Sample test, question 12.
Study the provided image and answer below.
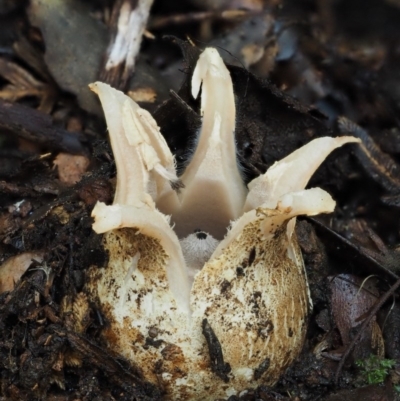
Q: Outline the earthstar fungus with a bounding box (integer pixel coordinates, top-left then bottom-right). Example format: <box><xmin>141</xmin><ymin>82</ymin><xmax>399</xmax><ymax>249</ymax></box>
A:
<box><xmin>87</xmin><ymin>48</ymin><xmax>359</xmax><ymax>400</ymax></box>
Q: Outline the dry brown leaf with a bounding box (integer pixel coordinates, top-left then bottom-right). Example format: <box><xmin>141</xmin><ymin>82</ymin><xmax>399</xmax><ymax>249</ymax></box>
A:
<box><xmin>0</xmin><ymin>58</ymin><xmax>55</xmax><ymax>113</ymax></box>
<box><xmin>0</xmin><ymin>252</ymin><xmax>44</xmax><ymax>293</ymax></box>
<box><xmin>329</xmin><ymin>274</ymin><xmax>384</xmax><ymax>359</ymax></box>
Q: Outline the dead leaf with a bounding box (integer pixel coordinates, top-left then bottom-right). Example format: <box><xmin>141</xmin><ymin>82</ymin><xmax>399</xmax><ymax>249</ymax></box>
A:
<box><xmin>0</xmin><ymin>252</ymin><xmax>44</xmax><ymax>293</ymax></box>
<box><xmin>0</xmin><ymin>58</ymin><xmax>55</xmax><ymax>113</ymax></box>
<box><xmin>329</xmin><ymin>274</ymin><xmax>384</xmax><ymax>360</ymax></box>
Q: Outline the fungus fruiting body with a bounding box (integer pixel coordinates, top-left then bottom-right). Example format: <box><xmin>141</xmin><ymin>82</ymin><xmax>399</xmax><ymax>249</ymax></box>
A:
<box><xmin>87</xmin><ymin>48</ymin><xmax>359</xmax><ymax>400</ymax></box>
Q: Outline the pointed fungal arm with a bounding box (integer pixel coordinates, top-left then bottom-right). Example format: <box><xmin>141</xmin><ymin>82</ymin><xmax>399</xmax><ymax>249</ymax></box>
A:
<box><xmin>213</xmin><ymin>187</ymin><xmax>336</xmax><ymax>260</ymax></box>
<box><xmin>92</xmin><ymin>202</ymin><xmax>192</xmax><ymax>314</ymax></box>
<box><xmin>172</xmin><ymin>48</ymin><xmax>247</xmax><ymax>239</ymax></box>
<box><xmin>276</xmin><ymin>187</ymin><xmax>336</xmax><ymax>218</ymax></box>
<box><xmin>90</xmin><ymin>82</ymin><xmax>191</xmax><ymax>314</ymax></box>
<box><xmin>244</xmin><ymin>136</ymin><xmax>361</xmax><ymax>212</ymax></box>
<box><xmin>90</xmin><ymin>82</ymin><xmax>148</xmax><ymax>206</ymax></box>
<box><xmin>90</xmin><ymin>82</ymin><xmax>180</xmax><ymax>208</ymax></box>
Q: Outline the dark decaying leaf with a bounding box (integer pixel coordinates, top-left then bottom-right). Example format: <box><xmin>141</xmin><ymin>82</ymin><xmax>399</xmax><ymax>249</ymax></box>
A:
<box><xmin>328</xmin><ymin>274</ymin><xmax>384</xmax><ymax>361</ymax></box>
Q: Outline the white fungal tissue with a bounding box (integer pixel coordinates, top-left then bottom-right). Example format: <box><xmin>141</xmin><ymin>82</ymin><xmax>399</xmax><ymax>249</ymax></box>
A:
<box><xmin>86</xmin><ymin>48</ymin><xmax>360</xmax><ymax>400</ymax></box>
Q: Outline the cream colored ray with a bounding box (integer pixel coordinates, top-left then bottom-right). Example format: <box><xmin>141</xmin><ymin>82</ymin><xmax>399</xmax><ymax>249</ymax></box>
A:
<box><xmin>171</xmin><ymin>48</ymin><xmax>247</xmax><ymax>239</ymax></box>
<box><xmin>212</xmin><ymin>187</ymin><xmax>335</xmax><ymax>259</ymax></box>
<box><xmin>244</xmin><ymin>136</ymin><xmax>361</xmax><ymax>212</ymax></box>
<box><xmin>90</xmin><ymin>82</ymin><xmax>150</xmax><ymax>207</ymax></box>
<box><xmin>90</xmin><ymin>82</ymin><xmax>180</xmax><ymax>209</ymax></box>
<box><xmin>89</xmin><ymin>82</ymin><xmax>190</xmax><ymax>314</ymax></box>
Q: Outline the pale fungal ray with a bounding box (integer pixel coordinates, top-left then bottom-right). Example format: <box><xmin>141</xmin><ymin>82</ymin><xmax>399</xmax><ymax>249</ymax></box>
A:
<box><xmin>244</xmin><ymin>136</ymin><xmax>361</xmax><ymax>212</ymax></box>
<box><xmin>89</xmin><ymin>82</ymin><xmax>149</xmax><ymax>207</ymax></box>
<box><xmin>171</xmin><ymin>48</ymin><xmax>247</xmax><ymax>239</ymax></box>
<box><xmin>89</xmin><ymin>82</ymin><xmax>191</xmax><ymax>314</ymax></box>
<box><xmin>120</xmin><ymin>100</ymin><xmax>179</xmax><ymax>200</ymax></box>
<box><xmin>91</xmin><ymin>202</ymin><xmax>192</xmax><ymax>315</ymax></box>
<box><xmin>89</xmin><ymin>82</ymin><xmax>180</xmax><ymax>209</ymax></box>
<box><xmin>212</xmin><ymin>187</ymin><xmax>336</xmax><ymax>259</ymax></box>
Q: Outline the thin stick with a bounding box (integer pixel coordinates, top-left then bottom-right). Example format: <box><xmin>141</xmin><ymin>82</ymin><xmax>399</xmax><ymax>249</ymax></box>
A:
<box><xmin>148</xmin><ymin>9</ymin><xmax>259</xmax><ymax>30</ymax></box>
<box><xmin>0</xmin><ymin>100</ymin><xmax>88</xmax><ymax>155</ymax></box>
<box><xmin>99</xmin><ymin>0</ymin><xmax>154</xmax><ymax>90</ymax></box>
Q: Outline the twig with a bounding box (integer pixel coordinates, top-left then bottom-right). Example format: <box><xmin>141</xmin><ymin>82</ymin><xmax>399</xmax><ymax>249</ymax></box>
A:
<box><xmin>338</xmin><ymin>116</ymin><xmax>400</xmax><ymax>194</ymax></box>
<box><xmin>50</xmin><ymin>326</ymin><xmax>160</xmax><ymax>396</ymax></box>
<box><xmin>99</xmin><ymin>0</ymin><xmax>154</xmax><ymax>90</ymax></box>
<box><xmin>148</xmin><ymin>9</ymin><xmax>259</xmax><ymax>30</ymax></box>
<box><xmin>0</xmin><ymin>100</ymin><xmax>88</xmax><ymax>155</ymax></box>
<box><xmin>334</xmin><ymin>275</ymin><xmax>400</xmax><ymax>385</ymax></box>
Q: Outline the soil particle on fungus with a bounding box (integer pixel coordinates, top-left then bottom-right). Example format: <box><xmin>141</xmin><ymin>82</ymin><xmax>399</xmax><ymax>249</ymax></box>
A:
<box><xmin>202</xmin><ymin>318</ymin><xmax>232</xmax><ymax>383</ymax></box>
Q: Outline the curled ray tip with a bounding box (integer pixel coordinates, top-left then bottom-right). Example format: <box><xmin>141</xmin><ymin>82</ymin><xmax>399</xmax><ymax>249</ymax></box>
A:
<box><xmin>191</xmin><ymin>48</ymin><xmax>230</xmax><ymax>99</ymax></box>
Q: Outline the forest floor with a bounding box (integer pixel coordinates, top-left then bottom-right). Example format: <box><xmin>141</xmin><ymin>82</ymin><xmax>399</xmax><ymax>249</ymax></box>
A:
<box><xmin>1</xmin><ymin>0</ymin><xmax>400</xmax><ymax>400</ymax></box>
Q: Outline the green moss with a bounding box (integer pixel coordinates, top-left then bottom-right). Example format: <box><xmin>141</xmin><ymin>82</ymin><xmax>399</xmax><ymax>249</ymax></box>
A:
<box><xmin>356</xmin><ymin>355</ymin><xmax>395</xmax><ymax>385</ymax></box>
